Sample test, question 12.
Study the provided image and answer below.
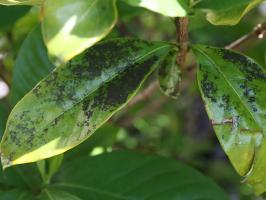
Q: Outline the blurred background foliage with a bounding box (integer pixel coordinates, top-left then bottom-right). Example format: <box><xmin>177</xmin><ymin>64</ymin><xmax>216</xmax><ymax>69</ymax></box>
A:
<box><xmin>0</xmin><ymin>1</ymin><xmax>265</xmax><ymax>200</ymax></box>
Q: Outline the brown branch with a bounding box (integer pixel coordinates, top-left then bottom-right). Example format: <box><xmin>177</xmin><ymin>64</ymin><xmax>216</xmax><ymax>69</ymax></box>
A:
<box><xmin>175</xmin><ymin>17</ymin><xmax>189</xmax><ymax>71</ymax></box>
<box><xmin>225</xmin><ymin>21</ymin><xmax>266</xmax><ymax>50</ymax></box>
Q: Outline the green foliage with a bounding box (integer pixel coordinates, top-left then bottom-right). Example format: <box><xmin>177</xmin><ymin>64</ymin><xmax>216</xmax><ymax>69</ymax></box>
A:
<box><xmin>195</xmin><ymin>0</ymin><xmax>263</xmax><ymax>25</ymax></box>
<box><xmin>42</xmin><ymin>0</ymin><xmax>118</xmax><ymax>63</ymax></box>
<box><xmin>0</xmin><ymin>151</ymin><xmax>230</xmax><ymax>199</ymax></box>
<box><xmin>1</xmin><ymin>39</ymin><xmax>172</xmax><ymax>167</ymax></box>
<box><xmin>194</xmin><ymin>45</ymin><xmax>266</xmax><ymax>194</ymax></box>
<box><xmin>0</xmin><ymin>0</ymin><xmax>265</xmax><ymax>199</ymax></box>
<box><xmin>11</xmin><ymin>24</ymin><xmax>54</xmax><ymax>105</ymax></box>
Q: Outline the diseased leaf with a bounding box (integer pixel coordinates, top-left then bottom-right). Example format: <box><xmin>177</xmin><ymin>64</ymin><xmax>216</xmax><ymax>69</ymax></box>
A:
<box><xmin>11</xmin><ymin>24</ymin><xmax>54</xmax><ymax>105</ymax></box>
<box><xmin>193</xmin><ymin>45</ymin><xmax>266</xmax><ymax>194</ymax></box>
<box><xmin>42</xmin><ymin>0</ymin><xmax>118</xmax><ymax>63</ymax></box>
<box><xmin>122</xmin><ymin>0</ymin><xmax>188</xmax><ymax>17</ymax></box>
<box><xmin>194</xmin><ymin>0</ymin><xmax>263</xmax><ymax>25</ymax></box>
<box><xmin>158</xmin><ymin>49</ymin><xmax>181</xmax><ymax>99</ymax></box>
<box><xmin>0</xmin><ymin>0</ymin><xmax>41</xmax><ymax>5</ymax></box>
<box><xmin>51</xmin><ymin>151</ymin><xmax>229</xmax><ymax>200</ymax></box>
<box><xmin>1</xmin><ymin>38</ymin><xmax>172</xmax><ymax>167</ymax></box>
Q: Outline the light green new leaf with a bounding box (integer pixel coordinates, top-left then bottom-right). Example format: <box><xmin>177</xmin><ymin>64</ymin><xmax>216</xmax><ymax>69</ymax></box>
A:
<box><xmin>158</xmin><ymin>50</ymin><xmax>181</xmax><ymax>99</ymax></box>
<box><xmin>11</xmin><ymin>24</ymin><xmax>54</xmax><ymax>105</ymax></box>
<box><xmin>193</xmin><ymin>45</ymin><xmax>266</xmax><ymax>194</ymax></box>
<box><xmin>194</xmin><ymin>0</ymin><xmax>263</xmax><ymax>25</ymax></box>
<box><xmin>42</xmin><ymin>0</ymin><xmax>118</xmax><ymax>63</ymax></box>
<box><xmin>51</xmin><ymin>151</ymin><xmax>228</xmax><ymax>200</ymax></box>
<box><xmin>1</xmin><ymin>38</ymin><xmax>172</xmax><ymax>168</ymax></box>
<box><xmin>122</xmin><ymin>0</ymin><xmax>188</xmax><ymax>17</ymax></box>
<box><xmin>0</xmin><ymin>0</ymin><xmax>41</xmax><ymax>5</ymax></box>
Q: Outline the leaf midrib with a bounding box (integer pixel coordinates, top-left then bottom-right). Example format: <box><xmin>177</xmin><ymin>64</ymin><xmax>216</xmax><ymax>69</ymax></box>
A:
<box><xmin>38</xmin><ymin>44</ymin><xmax>171</xmax><ymax>135</ymax></box>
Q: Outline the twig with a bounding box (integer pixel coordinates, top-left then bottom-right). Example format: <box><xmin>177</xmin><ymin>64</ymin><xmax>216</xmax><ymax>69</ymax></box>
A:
<box><xmin>175</xmin><ymin>17</ymin><xmax>189</xmax><ymax>71</ymax></box>
<box><xmin>225</xmin><ymin>21</ymin><xmax>266</xmax><ymax>50</ymax></box>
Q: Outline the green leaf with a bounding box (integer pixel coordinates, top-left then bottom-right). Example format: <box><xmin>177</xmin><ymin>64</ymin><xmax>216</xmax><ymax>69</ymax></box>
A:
<box><xmin>42</xmin><ymin>0</ymin><xmax>118</xmax><ymax>63</ymax></box>
<box><xmin>37</xmin><ymin>189</ymin><xmax>81</xmax><ymax>200</ymax></box>
<box><xmin>0</xmin><ymin>0</ymin><xmax>41</xmax><ymax>5</ymax></box>
<box><xmin>50</xmin><ymin>151</ymin><xmax>228</xmax><ymax>200</ymax></box>
<box><xmin>158</xmin><ymin>49</ymin><xmax>181</xmax><ymax>99</ymax></box>
<box><xmin>0</xmin><ymin>190</ymin><xmax>33</xmax><ymax>200</ymax></box>
<box><xmin>122</xmin><ymin>0</ymin><xmax>188</xmax><ymax>17</ymax></box>
<box><xmin>1</xmin><ymin>38</ymin><xmax>172</xmax><ymax>167</ymax></box>
<box><xmin>194</xmin><ymin>0</ymin><xmax>263</xmax><ymax>25</ymax></box>
<box><xmin>193</xmin><ymin>45</ymin><xmax>266</xmax><ymax>194</ymax></box>
<box><xmin>0</xmin><ymin>101</ymin><xmax>8</xmax><ymax>136</ymax></box>
<box><xmin>11</xmin><ymin>24</ymin><xmax>54</xmax><ymax>105</ymax></box>
<box><xmin>0</xmin><ymin>5</ymin><xmax>30</xmax><ymax>29</ymax></box>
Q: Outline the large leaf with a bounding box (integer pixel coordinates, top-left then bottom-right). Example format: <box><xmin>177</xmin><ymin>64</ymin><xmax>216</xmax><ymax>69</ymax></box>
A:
<box><xmin>0</xmin><ymin>0</ymin><xmax>41</xmax><ymax>5</ymax></box>
<box><xmin>157</xmin><ymin>49</ymin><xmax>181</xmax><ymax>99</ymax></box>
<box><xmin>1</xmin><ymin>38</ymin><xmax>172</xmax><ymax>168</ymax></box>
<box><xmin>193</xmin><ymin>45</ymin><xmax>266</xmax><ymax>194</ymax></box>
<box><xmin>0</xmin><ymin>101</ymin><xmax>8</xmax><ymax>136</ymax></box>
<box><xmin>122</xmin><ymin>0</ymin><xmax>188</xmax><ymax>17</ymax></box>
<box><xmin>50</xmin><ymin>151</ymin><xmax>228</xmax><ymax>200</ymax></box>
<box><xmin>42</xmin><ymin>0</ymin><xmax>118</xmax><ymax>63</ymax></box>
<box><xmin>194</xmin><ymin>0</ymin><xmax>263</xmax><ymax>25</ymax></box>
<box><xmin>11</xmin><ymin>24</ymin><xmax>54</xmax><ymax>105</ymax></box>
<box><xmin>0</xmin><ymin>190</ymin><xmax>34</xmax><ymax>200</ymax></box>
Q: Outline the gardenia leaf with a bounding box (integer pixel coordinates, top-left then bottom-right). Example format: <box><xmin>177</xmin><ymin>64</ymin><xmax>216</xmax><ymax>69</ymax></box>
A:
<box><xmin>194</xmin><ymin>0</ymin><xmax>263</xmax><ymax>25</ymax></box>
<box><xmin>42</xmin><ymin>0</ymin><xmax>118</xmax><ymax>63</ymax></box>
<box><xmin>0</xmin><ymin>0</ymin><xmax>41</xmax><ymax>5</ymax></box>
<box><xmin>193</xmin><ymin>45</ymin><xmax>266</xmax><ymax>194</ymax></box>
<box><xmin>122</xmin><ymin>0</ymin><xmax>188</xmax><ymax>17</ymax></box>
<box><xmin>0</xmin><ymin>38</ymin><xmax>172</xmax><ymax>168</ymax></box>
<box><xmin>11</xmin><ymin>24</ymin><xmax>54</xmax><ymax>105</ymax></box>
<box><xmin>158</xmin><ymin>49</ymin><xmax>181</xmax><ymax>99</ymax></box>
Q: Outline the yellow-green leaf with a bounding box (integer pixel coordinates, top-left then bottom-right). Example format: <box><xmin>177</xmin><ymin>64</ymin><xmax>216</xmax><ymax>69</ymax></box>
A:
<box><xmin>0</xmin><ymin>38</ymin><xmax>172</xmax><ymax>168</ymax></box>
<box><xmin>42</xmin><ymin>0</ymin><xmax>118</xmax><ymax>63</ymax></box>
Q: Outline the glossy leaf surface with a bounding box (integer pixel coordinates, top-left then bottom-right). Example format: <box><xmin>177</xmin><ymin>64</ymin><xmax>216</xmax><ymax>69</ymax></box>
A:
<box><xmin>158</xmin><ymin>50</ymin><xmax>181</xmax><ymax>99</ymax></box>
<box><xmin>122</xmin><ymin>0</ymin><xmax>188</xmax><ymax>17</ymax></box>
<box><xmin>195</xmin><ymin>0</ymin><xmax>263</xmax><ymax>25</ymax></box>
<box><xmin>42</xmin><ymin>0</ymin><xmax>118</xmax><ymax>63</ymax></box>
<box><xmin>51</xmin><ymin>151</ymin><xmax>228</xmax><ymax>200</ymax></box>
<box><xmin>194</xmin><ymin>45</ymin><xmax>266</xmax><ymax>194</ymax></box>
<box><xmin>11</xmin><ymin>24</ymin><xmax>54</xmax><ymax>105</ymax></box>
<box><xmin>0</xmin><ymin>0</ymin><xmax>41</xmax><ymax>5</ymax></box>
<box><xmin>1</xmin><ymin>38</ymin><xmax>172</xmax><ymax>168</ymax></box>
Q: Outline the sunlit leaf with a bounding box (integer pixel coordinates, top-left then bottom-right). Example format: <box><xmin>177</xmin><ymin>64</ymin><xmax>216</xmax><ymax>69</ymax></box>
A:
<box><xmin>11</xmin><ymin>24</ymin><xmax>54</xmax><ymax>105</ymax></box>
<box><xmin>122</xmin><ymin>0</ymin><xmax>188</xmax><ymax>17</ymax></box>
<box><xmin>42</xmin><ymin>0</ymin><xmax>118</xmax><ymax>63</ymax></box>
<box><xmin>194</xmin><ymin>45</ymin><xmax>266</xmax><ymax>194</ymax></box>
<box><xmin>195</xmin><ymin>0</ymin><xmax>263</xmax><ymax>25</ymax></box>
<box><xmin>1</xmin><ymin>38</ymin><xmax>172</xmax><ymax>168</ymax></box>
<box><xmin>158</xmin><ymin>49</ymin><xmax>181</xmax><ymax>99</ymax></box>
<box><xmin>0</xmin><ymin>0</ymin><xmax>41</xmax><ymax>5</ymax></box>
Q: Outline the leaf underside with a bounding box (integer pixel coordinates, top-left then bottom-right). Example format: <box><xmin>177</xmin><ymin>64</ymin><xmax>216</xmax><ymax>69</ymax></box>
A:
<box><xmin>1</xmin><ymin>38</ymin><xmax>172</xmax><ymax>168</ymax></box>
<box><xmin>194</xmin><ymin>45</ymin><xmax>266</xmax><ymax>194</ymax></box>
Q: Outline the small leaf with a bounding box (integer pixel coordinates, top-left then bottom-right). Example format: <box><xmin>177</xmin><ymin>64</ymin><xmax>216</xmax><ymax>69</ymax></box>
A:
<box><xmin>11</xmin><ymin>24</ymin><xmax>54</xmax><ymax>105</ymax></box>
<box><xmin>195</xmin><ymin>0</ymin><xmax>263</xmax><ymax>25</ymax></box>
<box><xmin>0</xmin><ymin>0</ymin><xmax>41</xmax><ymax>5</ymax></box>
<box><xmin>122</xmin><ymin>0</ymin><xmax>188</xmax><ymax>17</ymax></box>
<box><xmin>1</xmin><ymin>38</ymin><xmax>172</xmax><ymax>167</ymax></box>
<box><xmin>42</xmin><ymin>0</ymin><xmax>118</xmax><ymax>63</ymax></box>
<box><xmin>158</xmin><ymin>50</ymin><xmax>181</xmax><ymax>99</ymax></box>
<box><xmin>193</xmin><ymin>45</ymin><xmax>266</xmax><ymax>194</ymax></box>
<box><xmin>51</xmin><ymin>151</ymin><xmax>229</xmax><ymax>200</ymax></box>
